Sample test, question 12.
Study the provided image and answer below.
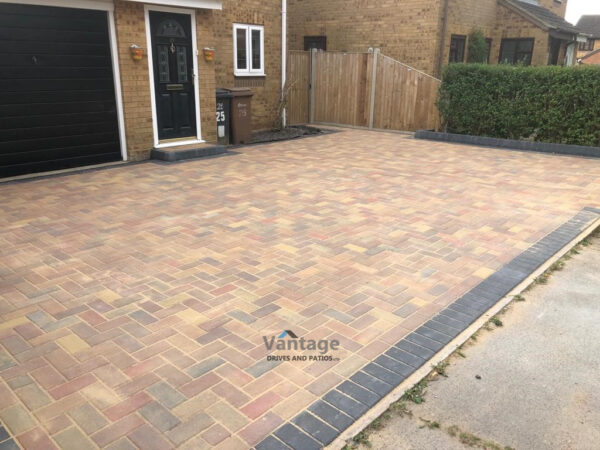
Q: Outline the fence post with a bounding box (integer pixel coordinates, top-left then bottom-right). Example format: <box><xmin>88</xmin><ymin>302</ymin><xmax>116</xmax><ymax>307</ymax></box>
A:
<box><xmin>368</xmin><ymin>48</ymin><xmax>380</xmax><ymax>129</ymax></box>
<box><xmin>309</xmin><ymin>48</ymin><xmax>317</xmax><ymax>124</ymax></box>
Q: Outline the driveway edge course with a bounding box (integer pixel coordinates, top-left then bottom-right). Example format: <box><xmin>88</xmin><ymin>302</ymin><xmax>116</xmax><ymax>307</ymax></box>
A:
<box><xmin>256</xmin><ymin>208</ymin><xmax>600</xmax><ymax>450</ymax></box>
<box><xmin>414</xmin><ymin>131</ymin><xmax>600</xmax><ymax>159</ymax></box>
<box><xmin>0</xmin><ymin>420</ymin><xmax>18</xmax><ymax>449</ymax></box>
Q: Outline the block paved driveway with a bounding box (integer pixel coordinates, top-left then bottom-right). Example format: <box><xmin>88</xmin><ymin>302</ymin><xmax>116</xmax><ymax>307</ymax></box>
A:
<box><xmin>1</xmin><ymin>129</ymin><xmax>600</xmax><ymax>449</ymax></box>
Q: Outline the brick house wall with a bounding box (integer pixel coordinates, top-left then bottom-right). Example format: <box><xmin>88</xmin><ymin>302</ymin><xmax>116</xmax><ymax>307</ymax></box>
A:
<box><xmin>288</xmin><ymin>0</ymin><xmax>571</xmax><ymax>77</ymax></box>
<box><xmin>442</xmin><ymin>0</ymin><xmax>551</xmax><ymax>66</ymax></box>
<box><xmin>441</xmin><ymin>0</ymin><xmax>499</xmax><ymax>65</ymax></box>
<box><xmin>114</xmin><ymin>0</ymin><xmax>154</xmax><ymax>161</ymax></box>
<box><xmin>113</xmin><ymin>1</ymin><xmax>218</xmax><ymax>160</ymax></box>
<box><xmin>113</xmin><ymin>0</ymin><xmax>283</xmax><ymax>162</ymax></box>
<box><xmin>196</xmin><ymin>10</ymin><xmax>218</xmax><ymax>145</ymax></box>
<box><xmin>493</xmin><ymin>3</ymin><xmax>550</xmax><ymax>66</ymax></box>
<box><xmin>577</xmin><ymin>40</ymin><xmax>600</xmax><ymax>60</ymax></box>
<box><xmin>287</xmin><ymin>0</ymin><xmax>444</xmax><ymax>77</ymax></box>
<box><xmin>538</xmin><ymin>0</ymin><xmax>567</xmax><ymax>17</ymax></box>
<box><xmin>213</xmin><ymin>0</ymin><xmax>283</xmax><ymax>131</ymax></box>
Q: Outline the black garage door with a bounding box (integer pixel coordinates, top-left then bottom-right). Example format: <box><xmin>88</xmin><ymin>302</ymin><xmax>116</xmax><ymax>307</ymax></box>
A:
<box><xmin>0</xmin><ymin>3</ymin><xmax>122</xmax><ymax>178</ymax></box>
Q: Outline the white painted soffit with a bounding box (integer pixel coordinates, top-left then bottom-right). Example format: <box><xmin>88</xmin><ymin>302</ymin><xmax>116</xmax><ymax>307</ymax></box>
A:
<box><xmin>126</xmin><ymin>0</ymin><xmax>222</xmax><ymax>10</ymax></box>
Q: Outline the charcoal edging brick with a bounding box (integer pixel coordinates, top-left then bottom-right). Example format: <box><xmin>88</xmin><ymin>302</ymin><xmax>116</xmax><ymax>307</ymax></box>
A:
<box><xmin>255</xmin><ymin>208</ymin><xmax>600</xmax><ymax>450</ymax></box>
<box><xmin>414</xmin><ymin>131</ymin><xmax>600</xmax><ymax>159</ymax></box>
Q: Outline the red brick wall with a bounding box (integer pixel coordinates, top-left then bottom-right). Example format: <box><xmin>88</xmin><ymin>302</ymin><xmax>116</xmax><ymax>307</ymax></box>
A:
<box><xmin>581</xmin><ymin>51</ymin><xmax>600</xmax><ymax>65</ymax></box>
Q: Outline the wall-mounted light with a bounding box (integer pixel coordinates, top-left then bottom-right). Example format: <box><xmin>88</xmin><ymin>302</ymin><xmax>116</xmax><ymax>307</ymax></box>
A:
<box><xmin>203</xmin><ymin>48</ymin><xmax>215</xmax><ymax>62</ymax></box>
<box><xmin>130</xmin><ymin>44</ymin><xmax>144</xmax><ymax>61</ymax></box>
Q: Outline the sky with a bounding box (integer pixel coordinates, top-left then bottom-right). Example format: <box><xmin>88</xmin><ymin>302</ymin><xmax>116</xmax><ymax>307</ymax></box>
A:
<box><xmin>565</xmin><ymin>0</ymin><xmax>600</xmax><ymax>25</ymax></box>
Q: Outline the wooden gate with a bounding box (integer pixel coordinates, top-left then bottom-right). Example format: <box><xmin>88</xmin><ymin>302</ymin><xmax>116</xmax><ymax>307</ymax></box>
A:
<box><xmin>286</xmin><ymin>51</ymin><xmax>311</xmax><ymax>125</ymax></box>
<box><xmin>286</xmin><ymin>50</ymin><xmax>440</xmax><ymax>131</ymax></box>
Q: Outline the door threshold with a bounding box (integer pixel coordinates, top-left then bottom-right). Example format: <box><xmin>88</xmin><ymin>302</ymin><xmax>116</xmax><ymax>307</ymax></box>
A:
<box><xmin>155</xmin><ymin>138</ymin><xmax>205</xmax><ymax>149</ymax></box>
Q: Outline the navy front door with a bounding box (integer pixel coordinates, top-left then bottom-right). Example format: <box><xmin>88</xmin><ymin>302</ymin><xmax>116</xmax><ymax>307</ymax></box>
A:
<box><xmin>149</xmin><ymin>11</ymin><xmax>196</xmax><ymax>140</ymax></box>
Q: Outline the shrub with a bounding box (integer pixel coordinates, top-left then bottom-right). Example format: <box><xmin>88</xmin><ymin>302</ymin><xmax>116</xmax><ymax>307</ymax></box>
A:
<box><xmin>467</xmin><ymin>30</ymin><xmax>488</xmax><ymax>63</ymax></box>
<box><xmin>437</xmin><ymin>64</ymin><xmax>600</xmax><ymax>146</ymax></box>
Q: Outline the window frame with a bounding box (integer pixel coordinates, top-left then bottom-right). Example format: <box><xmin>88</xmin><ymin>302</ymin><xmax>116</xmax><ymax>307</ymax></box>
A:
<box><xmin>485</xmin><ymin>38</ymin><xmax>493</xmax><ymax>63</ymax></box>
<box><xmin>579</xmin><ymin>39</ymin><xmax>595</xmax><ymax>52</ymax></box>
<box><xmin>499</xmin><ymin>38</ymin><xmax>535</xmax><ymax>66</ymax></box>
<box><xmin>233</xmin><ymin>23</ymin><xmax>265</xmax><ymax>77</ymax></box>
<box><xmin>304</xmin><ymin>36</ymin><xmax>327</xmax><ymax>51</ymax></box>
<box><xmin>449</xmin><ymin>34</ymin><xmax>467</xmax><ymax>63</ymax></box>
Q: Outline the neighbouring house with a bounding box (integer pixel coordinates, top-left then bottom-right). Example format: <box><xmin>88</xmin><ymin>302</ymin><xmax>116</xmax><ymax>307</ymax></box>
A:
<box><xmin>576</xmin><ymin>15</ymin><xmax>600</xmax><ymax>60</ymax></box>
<box><xmin>579</xmin><ymin>48</ymin><xmax>600</xmax><ymax>66</ymax></box>
<box><xmin>287</xmin><ymin>0</ymin><xmax>585</xmax><ymax>77</ymax></box>
<box><xmin>0</xmin><ymin>0</ymin><xmax>284</xmax><ymax>177</ymax></box>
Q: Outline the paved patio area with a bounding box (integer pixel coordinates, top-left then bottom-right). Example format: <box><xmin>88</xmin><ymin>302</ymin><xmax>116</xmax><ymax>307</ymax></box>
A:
<box><xmin>1</xmin><ymin>129</ymin><xmax>600</xmax><ymax>449</ymax></box>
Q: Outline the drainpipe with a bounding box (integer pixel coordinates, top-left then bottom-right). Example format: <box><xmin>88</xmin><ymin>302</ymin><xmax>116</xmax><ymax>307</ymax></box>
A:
<box><xmin>282</xmin><ymin>0</ymin><xmax>287</xmax><ymax>128</ymax></box>
<box><xmin>436</xmin><ymin>0</ymin><xmax>450</xmax><ymax>78</ymax></box>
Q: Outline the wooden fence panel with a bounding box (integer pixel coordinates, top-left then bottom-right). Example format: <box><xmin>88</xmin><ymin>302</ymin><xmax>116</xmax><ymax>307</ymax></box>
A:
<box><xmin>286</xmin><ymin>51</ymin><xmax>310</xmax><ymax>125</ymax></box>
<box><xmin>313</xmin><ymin>52</ymin><xmax>373</xmax><ymax>127</ymax></box>
<box><xmin>373</xmin><ymin>55</ymin><xmax>440</xmax><ymax>131</ymax></box>
<box><xmin>285</xmin><ymin>51</ymin><xmax>440</xmax><ymax>131</ymax></box>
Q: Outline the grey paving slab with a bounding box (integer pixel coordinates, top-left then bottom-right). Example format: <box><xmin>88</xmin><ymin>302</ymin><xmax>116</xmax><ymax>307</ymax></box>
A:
<box><xmin>255</xmin><ymin>436</ymin><xmax>291</xmax><ymax>450</ymax></box>
<box><xmin>395</xmin><ymin>339</ymin><xmax>436</xmax><ymax>360</ymax></box>
<box><xmin>374</xmin><ymin>355</ymin><xmax>414</xmax><ymax>378</ymax></box>
<box><xmin>308</xmin><ymin>401</ymin><xmax>354</xmax><ymax>432</ymax></box>
<box><xmin>323</xmin><ymin>391</ymin><xmax>369</xmax><ymax>420</ymax></box>
<box><xmin>350</xmin><ymin>371</ymin><xmax>394</xmax><ymax>397</ymax></box>
<box><xmin>337</xmin><ymin>381</ymin><xmax>381</xmax><ymax>407</ymax></box>
<box><xmin>274</xmin><ymin>423</ymin><xmax>321</xmax><ymax>450</ymax></box>
<box><xmin>292</xmin><ymin>412</ymin><xmax>338</xmax><ymax>445</ymax></box>
<box><xmin>385</xmin><ymin>347</ymin><xmax>426</xmax><ymax>369</ymax></box>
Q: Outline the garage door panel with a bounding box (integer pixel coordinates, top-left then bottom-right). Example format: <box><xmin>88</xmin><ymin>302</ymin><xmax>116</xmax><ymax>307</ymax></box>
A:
<box><xmin>0</xmin><ymin>89</ymin><xmax>115</xmax><ymax>105</ymax></box>
<box><xmin>0</xmin><ymin>78</ymin><xmax>115</xmax><ymax>93</ymax></box>
<box><xmin>0</xmin><ymin>142</ymin><xmax>119</xmax><ymax>166</ymax></box>
<box><xmin>0</xmin><ymin>66</ymin><xmax>114</xmax><ymax>80</ymax></box>
<box><xmin>0</xmin><ymin>131</ymin><xmax>119</xmax><ymax>154</ymax></box>
<box><xmin>0</xmin><ymin>112</ymin><xmax>116</xmax><ymax>130</ymax></box>
<box><xmin>0</xmin><ymin>13</ymin><xmax>109</xmax><ymax>32</ymax></box>
<box><xmin>0</xmin><ymin>101</ymin><xmax>114</xmax><ymax>117</ymax></box>
<box><xmin>0</xmin><ymin>3</ymin><xmax>121</xmax><ymax>177</ymax></box>
<box><xmin>0</xmin><ymin>152</ymin><xmax>121</xmax><ymax>178</ymax></box>
<box><xmin>0</xmin><ymin>53</ymin><xmax>112</xmax><ymax>68</ymax></box>
<box><xmin>0</xmin><ymin>41</ymin><xmax>109</xmax><ymax>56</ymax></box>
<box><xmin>0</xmin><ymin>122</ymin><xmax>117</xmax><ymax>142</ymax></box>
<box><xmin>0</xmin><ymin>28</ymin><xmax>109</xmax><ymax>45</ymax></box>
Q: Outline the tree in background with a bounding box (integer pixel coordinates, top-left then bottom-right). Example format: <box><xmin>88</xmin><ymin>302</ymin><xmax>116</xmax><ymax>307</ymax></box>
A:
<box><xmin>467</xmin><ymin>29</ymin><xmax>489</xmax><ymax>63</ymax></box>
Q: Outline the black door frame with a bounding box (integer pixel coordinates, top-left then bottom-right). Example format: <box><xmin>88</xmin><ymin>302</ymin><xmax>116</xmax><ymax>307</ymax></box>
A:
<box><xmin>146</xmin><ymin>6</ymin><xmax>200</xmax><ymax>146</ymax></box>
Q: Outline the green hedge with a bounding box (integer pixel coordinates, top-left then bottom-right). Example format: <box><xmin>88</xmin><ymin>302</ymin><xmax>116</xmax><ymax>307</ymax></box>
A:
<box><xmin>437</xmin><ymin>64</ymin><xmax>600</xmax><ymax>147</ymax></box>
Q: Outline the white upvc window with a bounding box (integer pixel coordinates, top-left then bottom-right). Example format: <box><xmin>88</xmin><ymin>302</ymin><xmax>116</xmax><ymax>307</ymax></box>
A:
<box><xmin>233</xmin><ymin>23</ymin><xmax>265</xmax><ymax>76</ymax></box>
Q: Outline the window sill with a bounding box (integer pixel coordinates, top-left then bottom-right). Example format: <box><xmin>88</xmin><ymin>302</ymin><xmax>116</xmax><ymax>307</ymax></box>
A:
<box><xmin>234</xmin><ymin>73</ymin><xmax>266</xmax><ymax>78</ymax></box>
